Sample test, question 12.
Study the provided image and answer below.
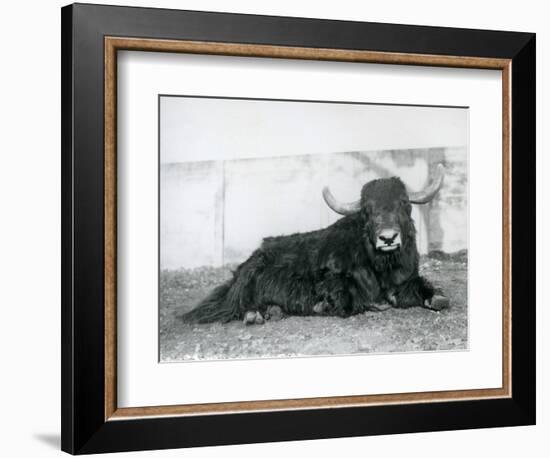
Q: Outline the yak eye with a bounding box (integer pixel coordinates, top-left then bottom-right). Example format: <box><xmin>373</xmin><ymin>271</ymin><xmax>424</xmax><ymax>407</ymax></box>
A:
<box><xmin>399</xmin><ymin>198</ymin><xmax>411</xmax><ymax>213</ymax></box>
<box><xmin>363</xmin><ymin>202</ymin><xmax>374</xmax><ymax>214</ymax></box>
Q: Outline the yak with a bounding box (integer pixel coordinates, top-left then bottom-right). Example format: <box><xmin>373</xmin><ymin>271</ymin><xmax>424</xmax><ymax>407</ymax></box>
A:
<box><xmin>182</xmin><ymin>164</ymin><xmax>449</xmax><ymax>324</ymax></box>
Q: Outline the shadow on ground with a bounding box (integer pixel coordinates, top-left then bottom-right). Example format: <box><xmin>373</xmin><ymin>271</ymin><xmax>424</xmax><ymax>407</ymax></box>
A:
<box><xmin>160</xmin><ymin>251</ymin><xmax>468</xmax><ymax>362</ymax></box>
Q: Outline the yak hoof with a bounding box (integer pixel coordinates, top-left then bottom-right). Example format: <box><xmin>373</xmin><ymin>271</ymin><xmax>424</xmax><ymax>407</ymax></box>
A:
<box><xmin>254</xmin><ymin>311</ymin><xmax>265</xmax><ymax>325</ymax></box>
<box><xmin>243</xmin><ymin>311</ymin><xmax>265</xmax><ymax>325</ymax></box>
<box><xmin>313</xmin><ymin>302</ymin><xmax>328</xmax><ymax>314</ymax></box>
<box><xmin>370</xmin><ymin>303</ymin><xmax>392</xmax><ymax>312</ymax></box>
<box><xmin>265</xmin><ymin>305</ymin><xmax>283</xmax><ymax>321</ymax></box>
<box><xmin>243</xmin><ymin>311</ymin><xmax>257</xmax><ymax>325</ymax></box>
<box><xmin>424</xmin><ymin>295</ymin><xmax>450</xmax><ymax>311</ymax></box>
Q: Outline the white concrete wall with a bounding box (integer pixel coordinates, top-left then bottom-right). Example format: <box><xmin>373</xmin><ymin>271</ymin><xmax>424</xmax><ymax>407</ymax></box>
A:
<box><xmin>160</xmin><ymin>148</ymin><xmax>467</xmax><ymax>270</ymax></box>
<box><xmin>160</xmin><ymin>95</ymin><xmax>468</xmax><ymax>270</ymax></box>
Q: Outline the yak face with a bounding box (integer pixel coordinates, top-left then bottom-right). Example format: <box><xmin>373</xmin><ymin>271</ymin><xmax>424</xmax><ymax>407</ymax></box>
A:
<box><xmin>361</xmin><ymin>178</ymin><xmax>411</xmax><ymax>253</ymax></box>
<box><xmin>322</xmin><ymin>163</ymin><xmax>446</xmax><ymax>253</ymax></box>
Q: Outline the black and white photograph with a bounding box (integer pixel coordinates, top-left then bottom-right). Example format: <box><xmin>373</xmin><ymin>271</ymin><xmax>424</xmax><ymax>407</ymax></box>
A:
<box><xmin>159</xmin><ymin>95</ymin><xmax>469</xmax><ymax>362</ymax></box>
<box><xmin>0</xmin><ymin>0</ymin><xmax>542</xmax><ymax>456</ymax></box>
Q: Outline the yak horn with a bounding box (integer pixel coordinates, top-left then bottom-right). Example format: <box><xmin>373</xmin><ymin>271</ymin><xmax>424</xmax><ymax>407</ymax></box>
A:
<box><xmin>408</xmin><ymin>163</ymin><xmax>446</xmax><ymax>204</ymax></box>
<box><xmin>322</xmin><ymin>186</ymin><xmax>361</xmax><ymax>215</ymax></box>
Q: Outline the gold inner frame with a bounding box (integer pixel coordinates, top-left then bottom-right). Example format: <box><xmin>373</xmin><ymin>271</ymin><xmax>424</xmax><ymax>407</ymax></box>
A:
<box><xmin>104</xmin><ymin>37</ymin><xmax>512</xmax><ymax>421</ymax></box>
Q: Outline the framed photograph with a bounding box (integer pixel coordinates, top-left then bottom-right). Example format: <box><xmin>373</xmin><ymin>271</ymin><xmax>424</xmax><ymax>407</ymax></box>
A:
<box><xmin>61</xmin><ymin>3</ymin><xmax>536</xmax><ymax>454</ymax></box>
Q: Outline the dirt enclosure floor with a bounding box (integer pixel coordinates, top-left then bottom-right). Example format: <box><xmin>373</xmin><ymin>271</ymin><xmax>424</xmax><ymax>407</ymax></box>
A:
<box><xmin>160</xmin><ymin>251</ymin><xmax>468</xmax><ymax>362</ymax></box>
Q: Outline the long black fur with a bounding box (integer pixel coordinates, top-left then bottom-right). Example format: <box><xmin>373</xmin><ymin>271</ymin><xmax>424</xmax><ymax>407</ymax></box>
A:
<box><xmin>182</xmin><ymin>177</ymin><xmax>435</xmax><ymax>323</ymax></box>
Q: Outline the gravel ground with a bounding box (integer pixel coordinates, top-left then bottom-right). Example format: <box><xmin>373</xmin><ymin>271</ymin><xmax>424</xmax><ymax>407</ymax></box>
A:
<box><xmin>159</xmin><ymin>250</ymin><xmax>468</xmax><ymax>362</ymax></box>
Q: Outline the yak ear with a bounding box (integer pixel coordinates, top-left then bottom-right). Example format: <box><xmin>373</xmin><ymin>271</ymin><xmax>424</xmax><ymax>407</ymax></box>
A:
<box><xmin>408</xmin><ymin>164</ymin><xmax>445</xmax><ymax>204</ymax></box>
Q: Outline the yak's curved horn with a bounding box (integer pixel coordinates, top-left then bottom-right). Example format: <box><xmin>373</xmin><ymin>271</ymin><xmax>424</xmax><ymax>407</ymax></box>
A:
<box><xmin>322</xmin><ymin>186</ymin><xmax>361</xmax><ymax>215</ymax></box>
<box><xmin>408</xmin><ymin>163</ymin><xmax>446</xmax><ymax>204</ymax></box>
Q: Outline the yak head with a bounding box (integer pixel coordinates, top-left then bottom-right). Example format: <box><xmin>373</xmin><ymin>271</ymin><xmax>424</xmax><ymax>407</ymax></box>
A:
<box><xmin>322</xmin><ymin>164</ymin><xmax>445</xmax><ymax>253</ymax></box>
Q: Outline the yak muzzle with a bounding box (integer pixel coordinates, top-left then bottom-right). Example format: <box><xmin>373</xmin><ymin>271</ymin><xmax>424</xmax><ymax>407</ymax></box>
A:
<box><xmin>376</xmin><ymin>229</ymin><xmax>401</xmax><ymax>252</ymax></box>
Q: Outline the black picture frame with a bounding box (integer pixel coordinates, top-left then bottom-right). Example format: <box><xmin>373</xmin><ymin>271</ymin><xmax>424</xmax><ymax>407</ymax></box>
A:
<box><xmin>61</xmin><ymin>3</ymin><xmax>535</xmax><ymax>454</ymax></box>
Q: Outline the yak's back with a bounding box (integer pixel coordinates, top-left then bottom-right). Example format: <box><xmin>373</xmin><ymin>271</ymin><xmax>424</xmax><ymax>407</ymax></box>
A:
<box><xmin>256</xmin><ymin>214</ymin><xmax>365</xmax><ymax>271</ymax></box>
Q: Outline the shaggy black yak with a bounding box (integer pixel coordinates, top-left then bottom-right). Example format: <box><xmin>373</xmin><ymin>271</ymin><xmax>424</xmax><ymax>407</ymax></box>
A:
<box><xmin>182</xmin><ymin>164</ymin><xmax>449</xmax><ymax>324</ymax></box>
